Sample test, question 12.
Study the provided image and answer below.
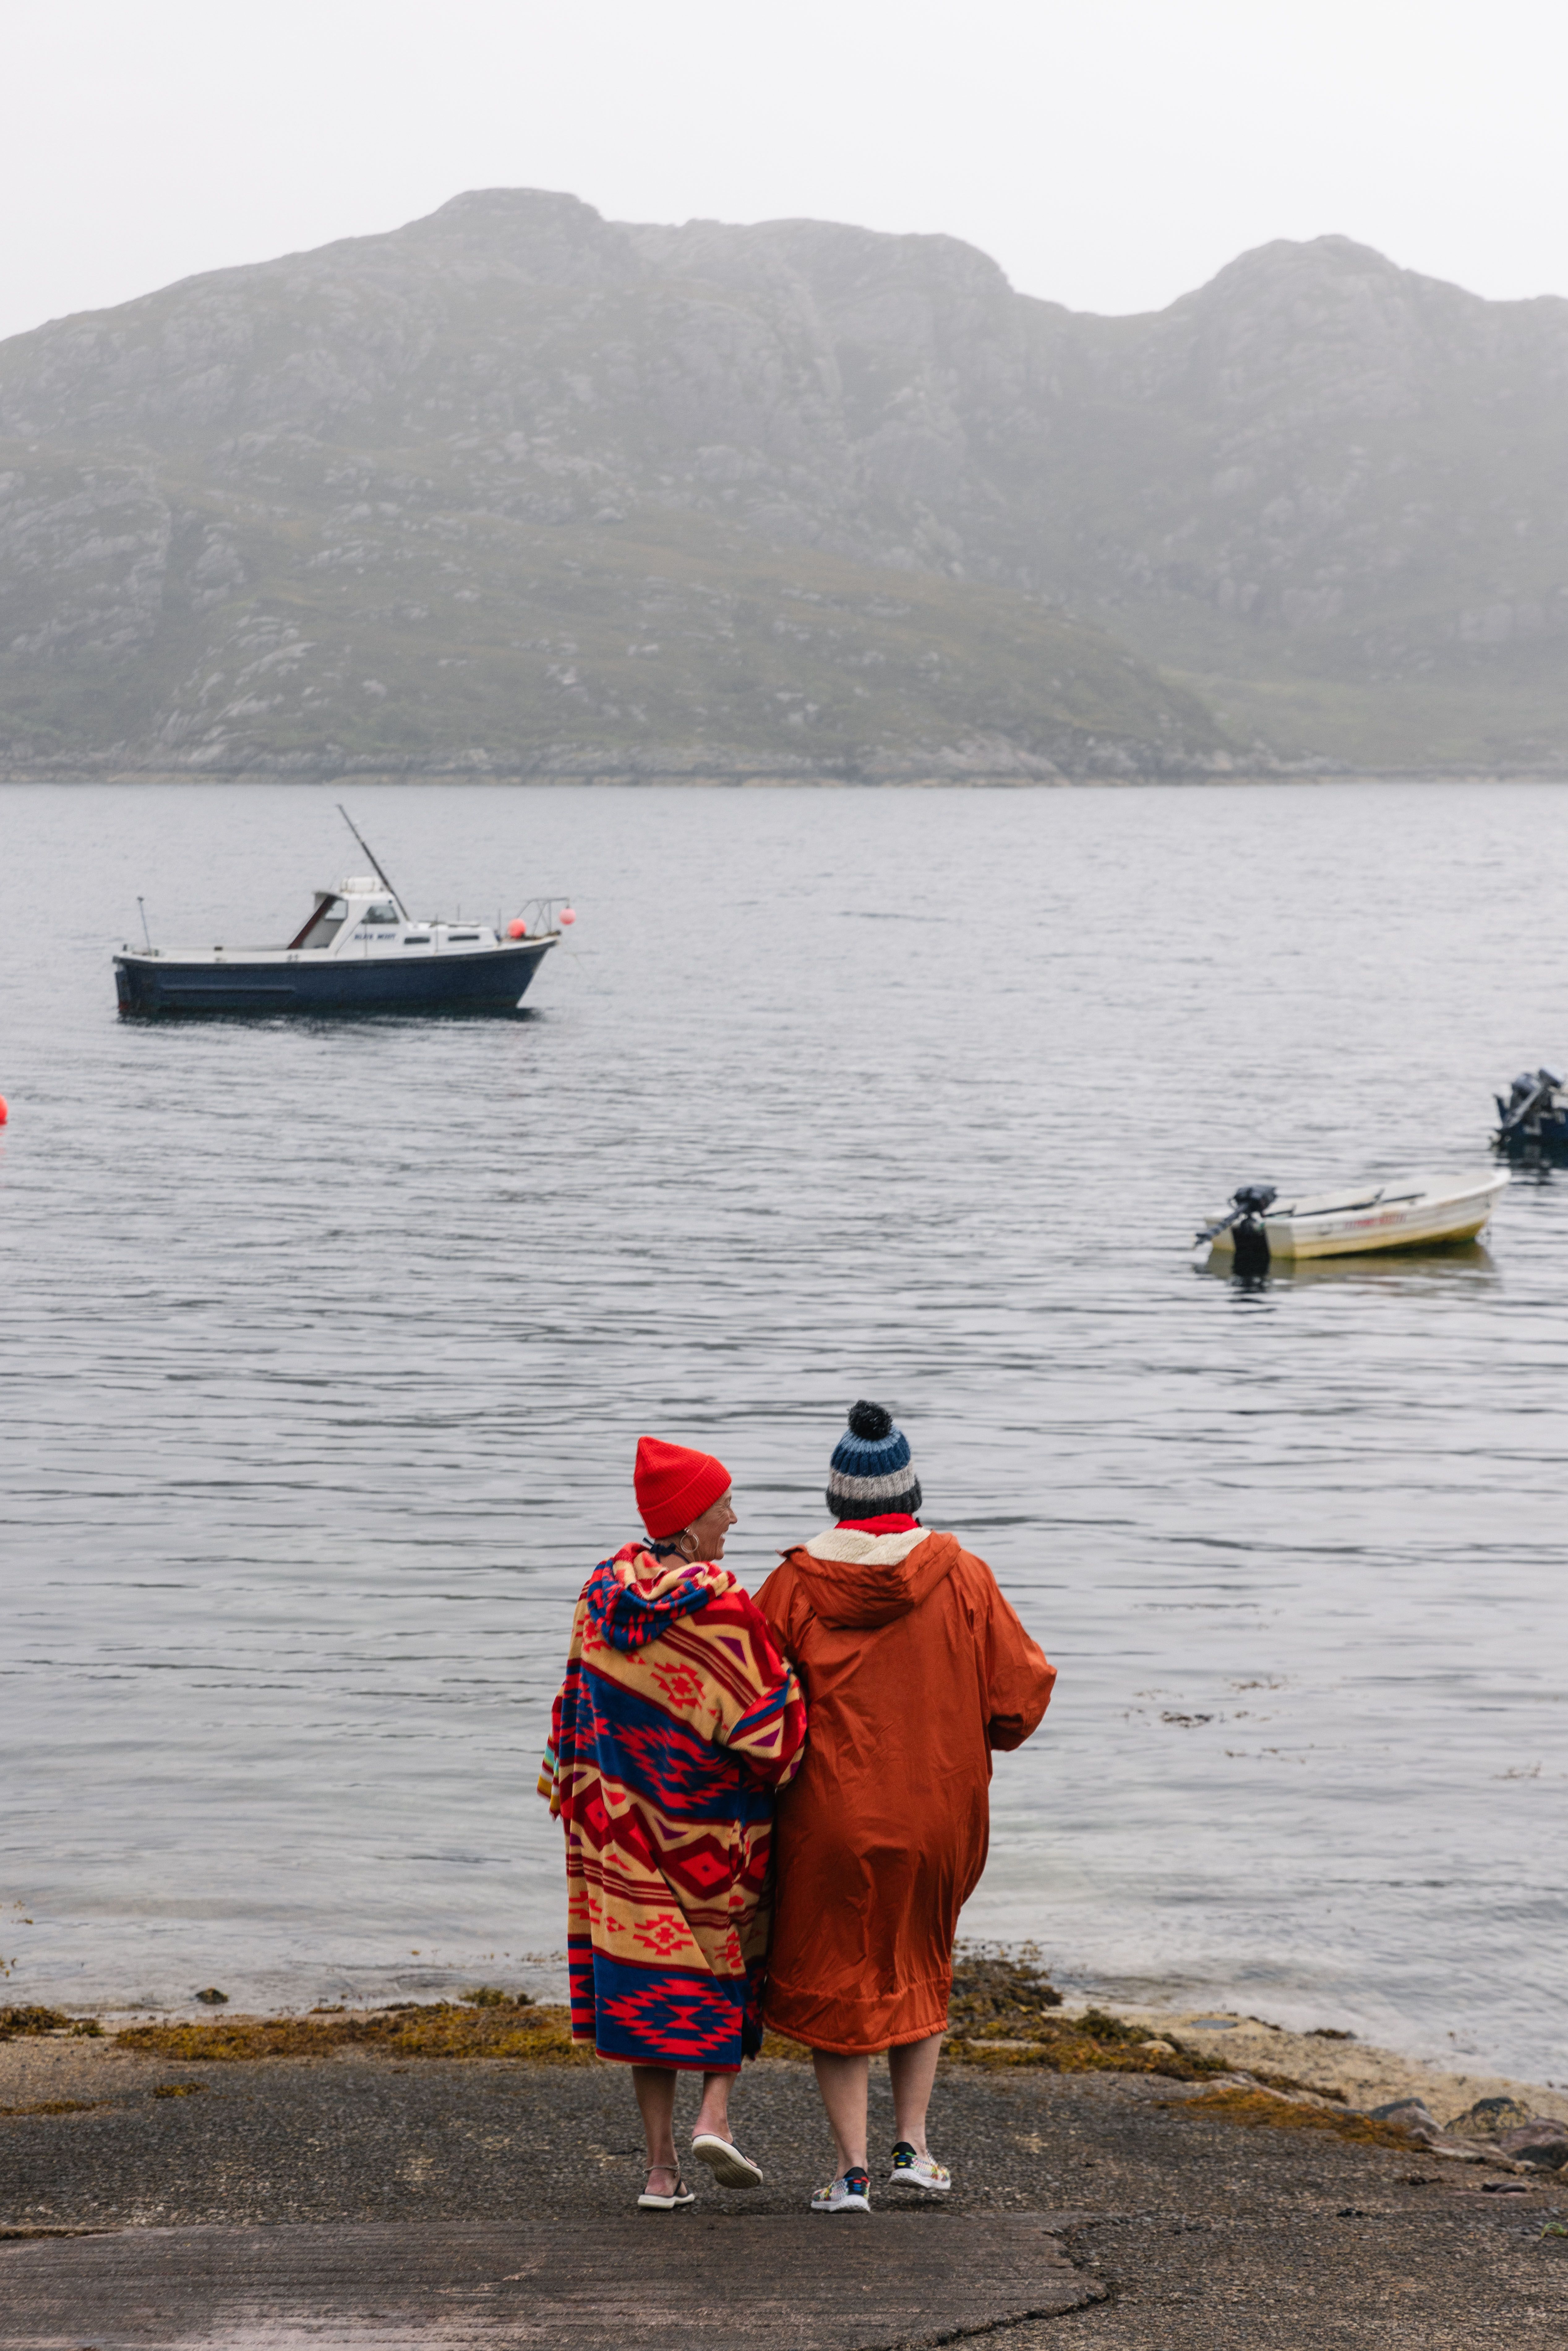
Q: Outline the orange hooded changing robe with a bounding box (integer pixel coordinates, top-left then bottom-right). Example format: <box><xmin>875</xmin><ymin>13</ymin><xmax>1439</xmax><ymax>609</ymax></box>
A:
<box><xmin>754</xmin><ymin>1523</ymin><xmax>1055</xmax><ymax>2054</ymax></box>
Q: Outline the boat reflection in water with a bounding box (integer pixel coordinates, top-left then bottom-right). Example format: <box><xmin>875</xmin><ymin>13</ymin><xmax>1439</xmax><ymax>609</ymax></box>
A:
<box><xmin>115</xmin><ymin>809</ymin><xmax>565</xmax><ymax>1020</ymax></box>
<box><xmin>1195</xmin><ymin>1237</ymin><xmax>1500</xmax><ymax>1292</ymax></box>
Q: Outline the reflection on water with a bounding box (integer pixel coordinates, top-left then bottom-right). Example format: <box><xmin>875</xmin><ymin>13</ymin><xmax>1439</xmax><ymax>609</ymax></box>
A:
<box><xmin>2</xmin><ymin>779</ymin><xmax>1567</xmax><ymax>2080</ymax></box>
<box><xmin>1197</xmin><ymin>1240</ymin><xmax>1502</xmax><ymax>1292</ymax></box>
<box><xmin>1502</xmin><ymin>1154</ymin><xmax>1568</xmax><ymax>1185</ymax></box>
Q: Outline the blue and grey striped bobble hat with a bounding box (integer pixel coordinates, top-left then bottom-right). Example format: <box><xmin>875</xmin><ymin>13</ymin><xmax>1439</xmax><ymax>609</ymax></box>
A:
<box><xmin>826</xmin><ymin>1401</ymin><xmax>922</xmax><ymax>1521</ymax></box>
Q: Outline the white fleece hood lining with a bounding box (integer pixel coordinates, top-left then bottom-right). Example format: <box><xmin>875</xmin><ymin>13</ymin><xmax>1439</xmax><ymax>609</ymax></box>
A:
<box><xmin>801</xmin><ymin>1526</ymin><xmax>932</xmax><ymax>1567</ymax></box>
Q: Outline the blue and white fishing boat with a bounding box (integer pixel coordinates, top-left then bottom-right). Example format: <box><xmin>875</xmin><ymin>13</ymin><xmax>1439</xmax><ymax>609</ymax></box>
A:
<box><xmin>115</xmin><ymin>810</ymin><xmax>567</xmax><ymax>1020</ymax></box>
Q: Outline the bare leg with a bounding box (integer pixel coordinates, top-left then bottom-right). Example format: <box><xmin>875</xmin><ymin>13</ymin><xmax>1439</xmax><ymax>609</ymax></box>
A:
<box><xmin>691</xmin><ymin>2069</ymin><xmax>736</xmax><ymax>2142</ymax></box>
<box><xmin>888</xmin><ymin>2032</ymin><xmax>944</xmax><ymax>2158</ymax></box>
<box><xmin>632</xmin><ymin>2065</ymin><xmax>679</xmax><ymax>2192</ymax></box>
<box><xmin>812</xmin><ymin>2050</ymin><xmax>870</xmax><ymax>2175</ymax></box>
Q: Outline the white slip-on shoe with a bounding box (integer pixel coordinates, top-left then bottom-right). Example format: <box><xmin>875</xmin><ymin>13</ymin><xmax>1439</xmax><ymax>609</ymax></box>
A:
<box><xmin>887</xmin><ymin>2141</ymin><xmax>952</xmax><ymax>2194</ymax></box>
<box><xmin>691</xmin><ymin>2132</ymin><xmax>765</xmax><ymax>2189</ymax></box>
<box><xmin>811</xmin><ymin>2168</ymin><xmax>872</xmax><ymax>2213</ymax></box>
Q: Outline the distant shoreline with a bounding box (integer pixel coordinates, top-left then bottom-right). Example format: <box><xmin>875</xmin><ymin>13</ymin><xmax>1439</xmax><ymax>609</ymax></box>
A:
<box><xmin>6</xmin><ymin>768</ymin><xmax>1568</xmax><ymax>789</ymax></box>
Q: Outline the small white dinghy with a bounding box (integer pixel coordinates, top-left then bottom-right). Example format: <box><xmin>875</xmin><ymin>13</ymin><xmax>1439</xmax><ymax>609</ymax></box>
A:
<box><xmin>1199</xmin><ymin>1169</ymin><xmax>1508</xmax><ymax>1267</ymax></box>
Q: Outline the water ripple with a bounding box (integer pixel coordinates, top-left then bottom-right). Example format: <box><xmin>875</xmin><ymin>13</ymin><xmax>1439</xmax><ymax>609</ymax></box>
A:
<box><xmin>1</xmin><ymin>779</ymin><xmax>1565</xmax><ymax>2072</ymax></box>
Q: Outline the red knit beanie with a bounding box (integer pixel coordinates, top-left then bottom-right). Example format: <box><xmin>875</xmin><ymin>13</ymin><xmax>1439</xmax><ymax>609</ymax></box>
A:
<box><xmin>634</xmin><ymin>1436</ymin><xmax>731</xmax><ymax>1540</ymax></box>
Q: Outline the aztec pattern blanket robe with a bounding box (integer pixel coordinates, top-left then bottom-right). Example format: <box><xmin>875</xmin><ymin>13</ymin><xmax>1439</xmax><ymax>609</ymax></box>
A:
<box><xmin>539</xmin><ymin>1543</ymin><xmax>807</xmax><ymax>2070</ymax></box>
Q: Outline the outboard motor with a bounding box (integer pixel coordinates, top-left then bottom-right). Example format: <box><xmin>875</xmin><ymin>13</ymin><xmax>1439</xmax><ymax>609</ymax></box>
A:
<box><xmin>1495</xmin><ymin>1064</ymin><xmax>1565</xmax><ymax>1150</ymax></box>
<box><xmin>1229</xmin><ymin>1184</ymin><xmax>1277</xmax><ymax>1275</ymax></box>
<box><xmin>1197</xmin><ymin>1183</ymin><xmax>1278</xmax><ymax>1273</ymax></box>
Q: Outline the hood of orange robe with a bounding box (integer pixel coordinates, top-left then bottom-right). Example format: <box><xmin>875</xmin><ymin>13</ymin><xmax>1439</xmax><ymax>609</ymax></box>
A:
<box><xmin>784</xmin><ymin>1526</ymin><xmax>962</xmax><ymax>1629</ymax></box>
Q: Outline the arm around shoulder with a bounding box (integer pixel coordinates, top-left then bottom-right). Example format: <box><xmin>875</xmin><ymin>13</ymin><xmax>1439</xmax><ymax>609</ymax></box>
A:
<box><xmin>719</xmin><ymin>1583</ymin><xmax>809</xmax><ymax>1788</ymax></box>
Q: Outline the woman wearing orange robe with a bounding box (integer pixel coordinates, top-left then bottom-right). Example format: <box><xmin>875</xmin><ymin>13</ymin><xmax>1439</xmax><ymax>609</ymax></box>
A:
<box><xmin>755</xmin><ymin>1402</ymin><xmax>1055</xmax><ymax>2214</ymax></box>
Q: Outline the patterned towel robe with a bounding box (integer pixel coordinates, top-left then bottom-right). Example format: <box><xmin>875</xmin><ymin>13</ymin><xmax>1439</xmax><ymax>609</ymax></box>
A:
<box><xmin>539</xmin><ymin>1544</ymin><xmax>807</xmax><ymax>2070</ymax></box>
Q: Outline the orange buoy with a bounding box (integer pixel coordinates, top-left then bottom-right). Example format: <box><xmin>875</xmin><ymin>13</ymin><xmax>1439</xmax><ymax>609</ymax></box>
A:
<box><xmin>560</xmin><ymin>906</ymin><xmax>576</xmax><ymax>927</ymax></box>
<box><xmin>507</xmin><ymin>918</ymin><xmax>528</xmax><ymax>939</ymax></box>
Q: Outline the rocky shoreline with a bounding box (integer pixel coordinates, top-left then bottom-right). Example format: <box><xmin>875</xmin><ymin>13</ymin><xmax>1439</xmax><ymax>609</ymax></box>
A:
<box><xmin>1080</xmin><ymin>2002</ymin><xmax>1568</xmax><ymax>2145</ymax></box>
<box><xmin>10</xmin><ymin>1963</ymin><xmax>1565</xmax><ymax>2153</ymax></box>
<box><xmin>11</xmin><ymin>760</ymin><xmax>1568</xmax><ymax>786</ymax></box>
<box><xmin>7</xmin><ymin>1953</ymin><xmax>1566</xmax><ymax>2186</ymax></box>
<box><xmin>0</xmin><ymin>748</ymin><xmax>1314</xmax><ymax>784</ymax></box>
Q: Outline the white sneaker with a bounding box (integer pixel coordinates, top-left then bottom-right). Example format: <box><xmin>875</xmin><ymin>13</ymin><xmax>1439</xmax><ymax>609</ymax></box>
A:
<box><xmin>887</xmin><ymin>2141</ymin><xmax>952</xmax><ymax>2194</ymax></box>
<box><xmin>811</xmin><ymin>2168</ymin><xmax>872</xmax><ymax>2213</ymax></box>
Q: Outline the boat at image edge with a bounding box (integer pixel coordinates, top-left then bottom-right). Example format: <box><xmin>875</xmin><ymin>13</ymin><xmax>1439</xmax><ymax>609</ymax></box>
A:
<box><xmin>1201</xmin><ymin>1169</ymin><xmax>1508</xmax><ymax>1262</ymax></box>
<box><xmin>1494</xmin><ymin>1064</ymin><xmax>1568</xmax><ymax>1158</ymax></box>
<box><xmin>115</xmin><ymin>874</ymin><xmax>561</xmax><ymax>1019</ymax></box>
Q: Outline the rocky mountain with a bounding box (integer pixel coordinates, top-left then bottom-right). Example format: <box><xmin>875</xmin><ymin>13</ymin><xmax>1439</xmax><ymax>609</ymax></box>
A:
<box><xmin>3</xmin><ymin>190</ymin><xmax>1567</xmax><ymax>776</ymax></box>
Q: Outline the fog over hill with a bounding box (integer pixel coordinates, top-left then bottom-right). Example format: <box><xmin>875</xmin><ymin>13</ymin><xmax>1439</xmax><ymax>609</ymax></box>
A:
<box><xmin>3</xmin><ymin>190</ymin><xmax>1567</xmax><ymax>777</ymax></box>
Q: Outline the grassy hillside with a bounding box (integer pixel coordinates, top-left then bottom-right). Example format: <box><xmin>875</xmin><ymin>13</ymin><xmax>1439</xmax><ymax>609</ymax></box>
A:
<box><xmin>0</xmin><ymin>456</ymin><xmax>1232</xmax><ymax>780</ymax></box>
<box><xmin>4</xmin><ymin>193</ymin><xmax>1566</xmax><ymax>772</ymax></box>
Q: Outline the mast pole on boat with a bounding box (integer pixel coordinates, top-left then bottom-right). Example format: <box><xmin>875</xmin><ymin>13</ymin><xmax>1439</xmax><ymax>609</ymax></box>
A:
<box><xmin>336</xmin><ymin>804</ymin><xmax>410</xmax><ymax>922</ymax></box>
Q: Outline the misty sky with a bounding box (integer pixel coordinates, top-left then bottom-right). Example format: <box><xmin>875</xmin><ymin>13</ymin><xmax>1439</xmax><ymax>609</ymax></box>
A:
<box><xmin>6</xmin><ymin>0</ymin><xmax>1567</xmax><ymax>344</ymax></box>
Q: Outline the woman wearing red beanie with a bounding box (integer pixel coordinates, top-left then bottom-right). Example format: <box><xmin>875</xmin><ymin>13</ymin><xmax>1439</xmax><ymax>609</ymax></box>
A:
<box><xmin>540</xmin><ymin>1436</ymin><xmax>807</xmax><ymax>2210</ymax></box>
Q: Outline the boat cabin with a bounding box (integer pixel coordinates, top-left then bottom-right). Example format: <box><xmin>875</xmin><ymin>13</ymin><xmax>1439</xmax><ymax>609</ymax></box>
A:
<box><xmin>283</xmin><ymin>878</ymin><xmax>497</xmax><ymax>956</ymax></box>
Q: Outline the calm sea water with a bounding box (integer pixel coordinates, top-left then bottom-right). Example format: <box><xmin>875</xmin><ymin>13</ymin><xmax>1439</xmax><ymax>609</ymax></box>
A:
<box><xmin>2</xmin><ymin>779</ymin><xmax>1566</xmax><ymax>2082</ymax></box>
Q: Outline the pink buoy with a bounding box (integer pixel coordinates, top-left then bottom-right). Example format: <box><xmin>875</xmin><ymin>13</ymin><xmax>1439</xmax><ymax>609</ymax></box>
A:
<box><xmin>507</xmin><ymin>918</ymin><xmax>528</xmax><ymax>939</ymax></box>
<box><xmin>0</xmin><ymin>1094</ymin><xmax>7</xmax><ymax>1125</ymax></box>
<box><xmin>560</xmin><ymin>906</ymin><xmax>577</xmax><ymax>927</ymax></box>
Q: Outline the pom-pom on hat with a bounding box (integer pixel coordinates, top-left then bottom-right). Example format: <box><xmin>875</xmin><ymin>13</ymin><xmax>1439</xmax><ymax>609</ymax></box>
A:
<box><xmin>827</xmin><ymin>1401</ymin><xmax>921</xmax><ymax>1521</ymax></box>
<box><xmin>634</xmin><ymin>1435</ymin><xmax>731</xmax><ymax>1540</ymax></box>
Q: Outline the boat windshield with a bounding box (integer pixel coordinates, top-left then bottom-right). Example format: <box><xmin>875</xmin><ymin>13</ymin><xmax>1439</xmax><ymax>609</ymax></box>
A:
<box><xmin>362</xmin><ymin>901</ymin><xmax>399</xmax><ymax>926</ymax></box>
<box><xmin>289</xmin><ymin>896</ymin><xmax>349</xmax><ymax>951</ymax></box>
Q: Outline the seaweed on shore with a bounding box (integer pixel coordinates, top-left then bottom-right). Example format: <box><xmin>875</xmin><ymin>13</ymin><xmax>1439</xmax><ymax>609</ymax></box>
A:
<box><xmin>944</xmin><ymin>2006</ymin><xmax>1232</xmax><ymax>2083</ymax></box>
<box><xmin>837</xmin><ymin>1953</ymin><xmax>1340</xmax><ymax>2100</ymax></box>
<box><xmin>941</xmin><ymin>1952</ymin><xmax>1229</xmax><ymax>2084</ymax></box>
<box><xmin>103</xmin><ymin>1958</ymin><xmax>1353</xmax><ymax>2108</ymax></box>
<box><xmin>0</xmin><ymin>2008</ymin><xmax>102</xmax><ymax>2041</ymax></box>
<box><xmin>948</xmin><ymin>1947</ymin><xmax>1065</xmax><ymax>2024</ymax></box>
<box><xmin>0</xmin><ymin>2007</ymin><xmax>72</xmax><ymax>2041</ymax></box>
<box><xmin>1167</xmin><ymin>2086</ymin><xmax>1424</xmax><ymax>2149</ymax></box>
<box><xmin>116</xmin><ymin>1997</ymin><xmax>590</xmax><ymax>2066</ymax></box>
<box><xmin>762</xmin><ymin>1953</ymin><xmax>1243</xmax><ymax>2083</ymax></box>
